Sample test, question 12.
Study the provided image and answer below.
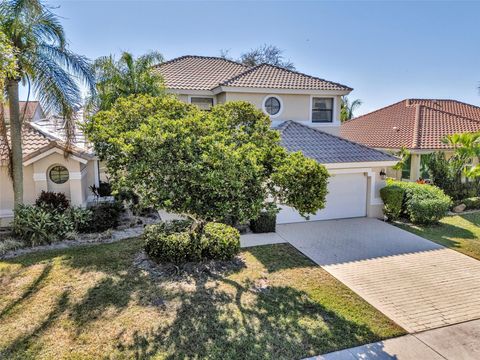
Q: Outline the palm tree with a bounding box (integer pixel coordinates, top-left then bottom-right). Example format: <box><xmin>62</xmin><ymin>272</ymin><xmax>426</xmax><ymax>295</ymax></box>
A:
<box><xmin>88</xmin><ymin>51</ymin><xmax>164</xmax><ymax>112</ymax></box>
<box><xmin>0</xmin><ymin>0</ymin><xmax>95</xmax><ymax>206</ymax></box>
<box><xmin>340</xmin><ymin>96</ymin><xmax>362</xmax><ymax>122</ymax></box>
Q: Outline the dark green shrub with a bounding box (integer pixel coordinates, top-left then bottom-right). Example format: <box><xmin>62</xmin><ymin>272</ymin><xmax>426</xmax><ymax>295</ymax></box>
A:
<box><xmin>90</xmin><ymin>181</ymin><xmax>112</xmax><ymax>197</ymax></box>
<box><xmin>87</xmin><ymin>201</ymin><xmax>123</xmax><ymax>232</ymax></box>
<box><xmin>200</xmin><ymin>222</ymin><xmax>240</xmax><ymax>260</ymax></box>
<box><xmin>144</xmin><ymin>221</ymin><xmax>240</xmax><ymax>263</ymax></box>
<box><xmin>144</xmin><ymin>224</ymin><xmax>199</xmax><ymax>263</ymax></box>
<box><xmin>380</xmin><ymin>185</ymin><xmax>405</xmax><ymax>221</ymax></box>
<box><xmin>462</xmin><ymin>197</ymin><xmax>480</xmax><ymax>210</ymax></box>
<box><xmin>385</xmin><ymin>180</ymin><xmax>452</xmax><ymax>224</ymax></box>
<box><xmin>250</xmin><ymin>211</ymin><xmax>276</xmax><ymax>233</ymax></box>
<box><xmin>69</xmin><ymin>207</ymin><xmax>93</xmax><ymax>233</ymax></box>
<box><xmin>13</xmin><ymin>205</ymin><xmax>74</xmax><ymax>246</ymax></box>
<box><xmin>35</xmin><ymin>191</ymin><xmax>70</xmax><ymax>213</ymax></box>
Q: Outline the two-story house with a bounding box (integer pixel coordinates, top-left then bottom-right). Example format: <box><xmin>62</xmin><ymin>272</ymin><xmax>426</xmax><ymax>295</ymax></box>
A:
<box><xmin>155</xmin><ymin>56</ymin><xmax>397</xmax><ymax>223</ymax></box>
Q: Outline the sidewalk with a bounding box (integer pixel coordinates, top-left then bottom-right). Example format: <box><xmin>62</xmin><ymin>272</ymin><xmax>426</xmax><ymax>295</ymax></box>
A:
<box><xmin>308</xmin><ymin>318</ymin><xmax>480</xmax><ymax>360</ymax></box>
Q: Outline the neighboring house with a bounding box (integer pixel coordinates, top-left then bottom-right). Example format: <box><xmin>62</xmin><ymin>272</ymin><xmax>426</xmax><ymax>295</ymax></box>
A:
<box><xmin>341</xmin><ymin>99</ymin><xmax>480</xmax><ymax>181</ymax></box>
<box><xmin>156</xmin><ymin>56</ymin><xmax>397</xmax><ymax>223</ymax></box>
<box><xmin>0</xmin><ymin>102</ymin><xmax>102</xmax><ymax>226</ymax></box>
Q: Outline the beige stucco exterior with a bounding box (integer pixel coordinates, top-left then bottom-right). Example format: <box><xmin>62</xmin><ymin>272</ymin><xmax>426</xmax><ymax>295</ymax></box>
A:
<box><xmin>0</xmin><ymin>151</ymin><xmax>101</xmax><ymax>226</ymax></box>
<box><xmin>168</xmin><ymin>88</ymin><xmax>344</xmax><ymax>136</ymax></box>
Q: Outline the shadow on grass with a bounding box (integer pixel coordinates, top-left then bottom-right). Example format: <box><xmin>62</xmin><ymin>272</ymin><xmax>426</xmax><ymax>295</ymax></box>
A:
<box><xmin>121</xmin><ymin>274</ymin><xmax>386</xmax><ymax>360</ymax></box>
<box><xmin>246</xmin><ymin>243</ymin><xmax>316</xmax><ymax>273</ymax></box>
<box><xmin>0</xmin><ymin>290</ymin><xmax>70</xmax><ymax>358</ymax></box>
<box><xmin>1</xmin><ymin>240</ymin><xmax>393</xmax><ymax>359</ymax></box>
<box><xmin>0</xmin><ymin>263</ymin><xmax>52</xmax><ymax>320</ymax></box>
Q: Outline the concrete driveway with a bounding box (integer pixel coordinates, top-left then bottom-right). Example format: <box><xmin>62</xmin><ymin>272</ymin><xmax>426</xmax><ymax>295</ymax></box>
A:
<box><xmin>277</xmin><ymin>218</ymin><xmax>480</xmax><ymax>333</ymax></box>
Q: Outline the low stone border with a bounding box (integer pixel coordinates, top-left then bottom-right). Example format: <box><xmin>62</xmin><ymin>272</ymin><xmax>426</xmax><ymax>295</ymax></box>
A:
<box><xmin>448</xmin><ymin>208</ymin><xmax>480</xmax><ymax>216</ymax></box>
<box><xmin>0</xmin><ymin>217</ymin><xmax>159</xmax><ymax>260</ymax></box>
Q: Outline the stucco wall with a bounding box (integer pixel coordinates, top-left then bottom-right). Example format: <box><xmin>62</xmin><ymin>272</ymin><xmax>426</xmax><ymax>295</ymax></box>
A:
<box><xmin>171</xmin><ymin>90</ymin><xmax>342</xmax><ymax>135</ymax></box>
<box><xmin>224</xmin><ymin>92</ymin><xmax>342</xmax><ymax>135</ymax></box>
<box><xmin>1</xmin><ymin>153</ymin><xmax>100</xmax><ymax>226</ymax></box>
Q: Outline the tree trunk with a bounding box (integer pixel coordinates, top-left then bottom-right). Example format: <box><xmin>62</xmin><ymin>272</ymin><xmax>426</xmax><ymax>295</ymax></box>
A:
<box><xmin>7</xmin><ymin>79</ymin><xmax>23</xmax><ymax>207</ymax></box>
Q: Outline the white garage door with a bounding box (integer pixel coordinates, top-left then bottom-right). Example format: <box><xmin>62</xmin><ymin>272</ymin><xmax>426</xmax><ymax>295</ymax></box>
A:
<box><xmin>276</xmin><ymin>172</ymin><xmax>367</xmax><ymax>224</ymax></box>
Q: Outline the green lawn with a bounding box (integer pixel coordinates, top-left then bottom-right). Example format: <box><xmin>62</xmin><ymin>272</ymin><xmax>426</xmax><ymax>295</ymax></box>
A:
<box><xmin>398</xmin><ymin>213</ymin><xmax>480</xmax><ymax>260</ymax></box>
<box><xmin>0</xmin><ymin>239</ymin><xmax>404</xmax><ymax>360</ymax></box>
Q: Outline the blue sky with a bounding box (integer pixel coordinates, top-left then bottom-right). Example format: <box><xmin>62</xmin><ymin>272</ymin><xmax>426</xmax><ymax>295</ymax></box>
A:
<box><xmin>26</xmin><ymin>0</ymin><xmax>480</xmax><ymax>115</ymax></box>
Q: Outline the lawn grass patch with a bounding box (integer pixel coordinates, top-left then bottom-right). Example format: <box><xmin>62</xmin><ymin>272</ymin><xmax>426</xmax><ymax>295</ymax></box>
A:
<box><xmin>0</xmin><ymin>238</ymin><xmax>404</xmax><ymax>359</ymax></box>
<box><xmin>397</xmin><ymin>213</ymin><xmax>480</xmax><ymax>260</ymax></box>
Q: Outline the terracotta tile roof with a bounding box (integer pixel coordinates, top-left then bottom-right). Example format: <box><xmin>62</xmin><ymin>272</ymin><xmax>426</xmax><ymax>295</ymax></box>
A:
<box><xmin>340</xmin><ymin>99</ymin><xmax>480</xmax><ymax>150</ymax></box>
<box><xmin>277</xmin><ymin>121</ymin><xmax>397</xmax><ymax>164</ymax></box>
<box><xmin>155</xmin><ymin>55</ymin><xmax>352</xmax><ymax>92</ymax></box>
<box><xmin>220</xmin><ymin>63</ymin><xmax>352</xmax><ymax>91</ymax></box>
<box><xmin>0</xmin><ymin>120</ymin><xmax>92</xmax><ymax>164</ymax></box>
<box><xmin>3</xmin><ymin>101</ymin><xmax>42</xmax><ymax>122</ymax></box>
<box><xmin>154</xmin><ymin>55</ymin><xmax>248</xmax><ymax>90</ymax></box>
<box><xmin>0</xmin><ymin>123</ymin><xmax>52</xmax><ymax>162</ymax></box>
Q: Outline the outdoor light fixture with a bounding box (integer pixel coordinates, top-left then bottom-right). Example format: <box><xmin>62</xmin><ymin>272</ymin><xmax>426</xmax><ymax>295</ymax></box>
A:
<box><xmin>380</xmin><ymin>169</ymin><xmax>387</xmax><ymax>179</ymax></box>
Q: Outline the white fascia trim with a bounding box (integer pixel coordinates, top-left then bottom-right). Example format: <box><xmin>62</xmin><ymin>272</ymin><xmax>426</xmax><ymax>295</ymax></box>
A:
<box><xmin>212</xmin><ymin>86</ymin><xmax>350</xmax><ymax>96</ymax></box>
<box><xmin>167</xmin><ymin>89</ymin><xmax>215</xmax><ymax>96</ymax></box>
<box><xmin>324</xmin><ymin>160</ymin><xmax>397</xmax><ymax>169</ymax></box>
<box><xmin>23</xmin><ymin>147</ymin><xmax>88</xmax><ymax>166</ymax></box>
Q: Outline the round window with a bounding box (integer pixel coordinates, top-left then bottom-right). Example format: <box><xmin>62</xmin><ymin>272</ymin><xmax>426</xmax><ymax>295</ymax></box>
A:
<box><xmin>49</xmin><ymin>165</ymin><xmax>69</xmax><ymax>184</ymax></box>
<box><xmin>264</xmin><ymin>96</ymin><xmax>281</xmax><ymax>116</ymax></box>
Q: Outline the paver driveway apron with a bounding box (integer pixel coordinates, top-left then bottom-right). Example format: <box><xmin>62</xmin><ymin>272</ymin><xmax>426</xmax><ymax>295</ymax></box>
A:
<box><xmin>277</xmin><ymin>218</ymin><xmax>480</xmax><ymax>333</ymax></box>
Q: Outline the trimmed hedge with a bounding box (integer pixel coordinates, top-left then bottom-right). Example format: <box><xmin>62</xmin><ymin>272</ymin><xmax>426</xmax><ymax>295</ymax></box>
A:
<box><xmin>200</xmin><ymin>222</ymin><xmax>240</xmax><ymax>260</ymax></box>
<box><xmin>380</xmin><ymin>185</ymin><xmax>404</xmax><ymax>221</ymax></box>
<box><xmin>382</xmin><ymin>180</ymin><xmax>452</xmax><ymax>224</ymax></box>
<box><xmin>144</xmin><ymin>221</ymin><xmax>240</xmax><ymax>263</ymax></box>
<box><xmin>250</xmin><ymin>212</ymin><xmax>276</xmax><ymax>233</ymax></box>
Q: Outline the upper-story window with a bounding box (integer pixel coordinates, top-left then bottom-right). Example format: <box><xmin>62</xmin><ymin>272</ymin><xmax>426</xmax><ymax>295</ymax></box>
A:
<box><xmin>190</xmin><ymin>97</ymin><xmax>214</xmax><ymax>110</ymax></box>
<box><xmin>263</xmin><ymin>96</ymin><xmax>283</xmax><ymax>117</ymax></box>
<box><xmin>312</xmin><ymin>97</ymin><xmax>334</xmax><ymax>123</ymax></box>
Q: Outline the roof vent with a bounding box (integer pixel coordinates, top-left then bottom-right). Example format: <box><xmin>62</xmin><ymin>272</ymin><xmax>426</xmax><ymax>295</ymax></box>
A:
<box><xmin>393</xmin><ymin>126</ymin><xmax>400</xmax><ymax>132</ymax></box>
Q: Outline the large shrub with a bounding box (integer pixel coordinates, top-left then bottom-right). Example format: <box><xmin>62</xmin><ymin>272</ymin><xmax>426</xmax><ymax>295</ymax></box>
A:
<box><xmin>380</xmin><ymin>185</ymin><xmax>404</xmax><ymax>221</ymax></box>
<box><xmin>200</xmin><ymin>222</ymin><xmax>240</xmax><ymax>260</ymax></box>
<box><xmin>383</xmin><ymin>180</ymin><xmax>452</xmax><ymax>224</ymax></box>
<box><xmin>144</xmin><ymin>221</ymin><xmax>240</xmax><ymax>264</ymax></box>
<box><xmin>86</xmin><ymin>96</ymin><xmax>329</xmax><ymax>227</ymax></box>
<box><xmin>35</xmin><ymin>191</ymin><xmax>70</xmax><ymax>213</ymax></box>
<box><xmin>87</xmin><ymin>201</ymin><xmax>123</xmax><ymax>232</ymax></box>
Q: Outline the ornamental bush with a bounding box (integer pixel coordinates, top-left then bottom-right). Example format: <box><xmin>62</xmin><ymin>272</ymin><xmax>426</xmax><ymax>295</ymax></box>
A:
<box><xmin>250</xmin><ymin>211</ymin><xmax>277</xmax><ymax>233</ymax></box>
<box><xmin>35</xmin><ymin>191</ymin><xmax>70</xmax><ymax>213</ymax></box>
<box><xmin>13</xmin><ymin>205</ymin><xmax>91</xmax><ymax>246</ymax></box>
<box><xmin>87</xmin><ymin>201</ymin><xmax>123</xmax><ymax>232</ymax></box>
<box><xmin>383</xmin><ymin>180</ymin><xmax>452</xmax><ymax>224</ymax></box>
<box><xmin>463</xmin><ymin>197</ymin><xmax>480</xmax><ymax>210</ymax></box>
<box><xmin>200</xmin><ymin>222</ymin><xmax>240</xmax><ymax>260</ymax></box>
<box><xmin>380</xmin><ymin>185</ymin><xmax>404</xmax><ymax>221</ymax></box>
<box><xmin>144</xmin><ymin>221</ymin><xmax>240</xmax><ymax>263</ymax></box>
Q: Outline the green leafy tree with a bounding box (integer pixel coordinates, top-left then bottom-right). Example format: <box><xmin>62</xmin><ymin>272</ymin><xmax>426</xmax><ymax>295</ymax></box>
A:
<box><xmin>88</xmin><ymin>51</ymin><xmax>164</xmax><ymax>112</ymax></box>
<box><xmin>234</xmin><ymin>44</ymin><xmax>295</xmax><ymax>70</ymax></box>
<box><xmin>340</xmin><ymin>96</ymin><xmax>362</xmax><ymax>122</ymax></box>
<box><xmin>1</xmin><ymin>0</ymin><xmax>95</xmax><ymax>206</ymax></box>
<box><xmin>86</xmin><ymin>95</ymin><xmax>329</xmax><ymax>229</ymax></box>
